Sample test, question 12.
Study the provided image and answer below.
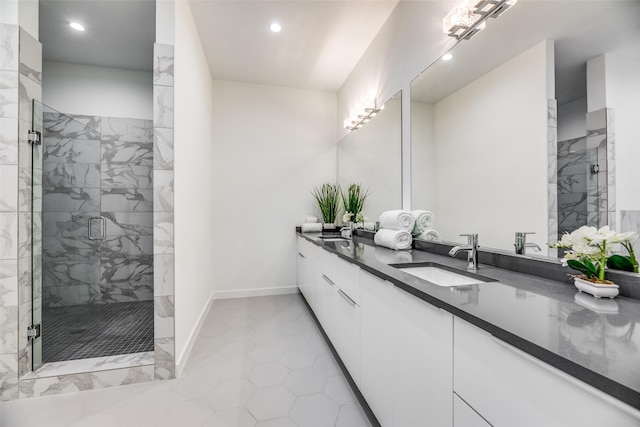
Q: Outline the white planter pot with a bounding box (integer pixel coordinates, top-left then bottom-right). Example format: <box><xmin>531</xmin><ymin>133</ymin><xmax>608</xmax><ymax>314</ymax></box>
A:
<box><xmin>574</xmin><ymin>277</ymin><xmax>619</xmax><ymax>299</ymax></box>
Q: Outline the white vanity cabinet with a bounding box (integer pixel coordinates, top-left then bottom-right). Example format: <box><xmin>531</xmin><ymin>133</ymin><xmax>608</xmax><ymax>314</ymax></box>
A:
<box><xmin>453</xmin><ymin>394</ymin><xmax>492</xmax><ymax>427</ymax></box>
<box><xmin>453</xmin><ymin>317</ymin><xmax>640</xmax><ymax>427</ymax></box>
<box><xmin>297</xmin><ymin>236</ymin><xmax>319</xmax><ymax>310</ymax></box>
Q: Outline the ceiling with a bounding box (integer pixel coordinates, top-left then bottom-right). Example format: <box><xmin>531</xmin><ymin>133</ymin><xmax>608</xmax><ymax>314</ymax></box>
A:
<box><xmin>39</xmin><ymin>0</ymin><xmax>155</xmax><ymax>72</ymax></box>
<box><xmin>412</xmin><ymin>1</ymin><xmax>640</xmax><ymax>105</ymax></box>
<box><xmin>188</xmin><ymin>0</ymin><xmax>399</xmax><ymax>91</ymax></box>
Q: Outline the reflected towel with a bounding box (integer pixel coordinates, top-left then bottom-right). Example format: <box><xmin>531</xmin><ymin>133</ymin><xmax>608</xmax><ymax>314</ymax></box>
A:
<box><xmin>379</xmin><ymin>210</ymin><xmax>415</xmax><ymax>232</ymax></box>
<box><xmin>374</xmin><ymin>247</ymin><xmax>413</xmax><ymax>264</ymax></box>
<box><xmin>301</xmin><ymin>223</ymin><xmax>322</xmax><ymax>233</ymax></box>
<box><xmin>411</xmin><ymin>210</ymin><xmax>434</xmax><ymax>236</ymax></box>
<box><xmin>374</xmin><ymin>229</ymin><xmax>413</xmax><ymax>250</ymax></box>
<box><xmin>304</xmin><ymin>216</ymin><xmax>320</xmax><ymax>223</ymax></box>
<box><xmin>417</xmin><ymin>229</ymin><xmax>442</xmax><ymax>241</ymax></box>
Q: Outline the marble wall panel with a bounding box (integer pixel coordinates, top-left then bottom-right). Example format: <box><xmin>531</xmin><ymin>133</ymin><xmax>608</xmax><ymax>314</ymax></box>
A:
<box><xmin>0</xmin><ymin>354</ymin><xmax>18</xmax><ymax>400</ymax></box>
<box><xmin>153</xmin><ymin>44</ymin><xmax>174</xmax><ymax>87</ymax></box>
<box><xmin>153</xmin><ymin>127</ymin><xmax>173</xmax><ymax>170</ymax></box>
<box><xmin>154</xmin><ymin>295</ymin><xmax>174</xmax><ymax>339</ymax></box>
<box><xmin>101</xmin><ymin>188</ymin><xmax>153</xmax><ymax>212</ymax></box>
<box><xmin>153</xmin><ymin>212</ymin><xmax>174</xmax><ymax>255</ymax></box>
<box><xmin>43</xmin><ymin>284</ymin><xmax>101</xmax><ymax>308</ymax></box>
<box><xmin>101</xmin><ymin>118</ymin><xmax>152</xmax><ymax>143</ymax></box>
<box><xmin>154</xmin><ymin>337</ymin><xmax>175</xmax><ymax>380</ymax></box>
<box><xmin>153</xmin><ymin>170</ymin><xmax>173</xmax><ymax>212</ymax></box>
<box><xmin>0</xmin><ymin>305</ymin><xmax>18</xmax><ymax>354</ymax></box>
<box><xmin>153</xmin><ymin>253</ymin><xmax>174</xmax><ymax>297</ymax></box>
<box><xmin>0</xmin><ymin>212</ymin><xmax>18</xmax><ymax>259</ymax></box>
<box><xmin>153</xmin><ymin>86</ymin><xmax>174</xmax><ymax>129</ymax></box>
<box><xmin>43</xmin><ymin>139</ymin><xmax>100</xmax><ymax>164</ymax></box>
<box><xmin>43</xmin><ymin>162</ymin><xmax>100</xmax><ymax>188</ymax></box>
<box><xmin>0</xmin><ymin>24</ymin><xmax>19</xmax><ymax>71</ymax></box>
<box><xmin>42</xmin><ymin>187</ymin><xmax>100</xmax><ymax>212</ymax></box>
<box><xmin>0</xmin><ymin>70</ymin><xmax>19</xmax><ymax>118</ymax></box>
<box><xmin>18</xmin><ymin>28</ymin><xmax>41</xmax><ymax>85</ymax></box>
<box><xmin>0</xmin><ymin>117</ymin><xmax>19</xmax><ymax>164</ymax></box>
<box><xmin>43</xmin><ymin>113</ymin><xmax>100</xmax><ymax>140</ymax></box>
<box><xmin>42</xmin><ymin>260</ymin><xmax>100</xmax><ymax>289</ymax></box>
<box><xmin>0</xmin><ymin>259</ymin><xmax>18</xmax><ymax>306</ymax></box>
<box><xmin>42</xmin><ymin>212</ymin><xmax>98</xmax><ymax>238</ymax></box>
<box><xmin>101</xmin><ymin>164</ymin><xmax>152</xmax><ymax>189</ymax></box>
<box><xmin>0</xmin><ymin>164</ymin><xmax>18</xmax><ymax>211</ymax></box>
<box><xmin>102</xmin><ymin>212</ymin><xmax>152</xmax><ymax>236</ymax></box>
<box><xmin>101</xmin><ymin>140</ymin><xmax>153</xmax><ymax>166</ymax></box>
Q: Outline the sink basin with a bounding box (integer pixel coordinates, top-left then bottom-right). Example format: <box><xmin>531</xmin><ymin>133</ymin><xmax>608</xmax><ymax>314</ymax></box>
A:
<box><xmin>389</xmin><ymin>262</ymin><xmax>496</xmax><ymax>287</ymax></box>
<box><xmin>318</xmin><ymin>236</ymin><xmax>348</xmax><ymax>242</ymax></box>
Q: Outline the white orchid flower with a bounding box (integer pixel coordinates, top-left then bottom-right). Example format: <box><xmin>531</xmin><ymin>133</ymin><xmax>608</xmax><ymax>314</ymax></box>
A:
<box><xmin>614</xmin><ymin>231</ymin><xmax>639</xmax><ymax>244</ymax></box>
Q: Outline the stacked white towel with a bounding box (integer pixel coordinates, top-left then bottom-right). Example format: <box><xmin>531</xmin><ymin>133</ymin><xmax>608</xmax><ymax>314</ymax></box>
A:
<box><xmin>304</xmin><ymin>216</ymin><xmax>320</xmax><ymax>223</ymax></box>
<box><xmin>411</xmin><ymin>210</ymin><xmax>434</xmax><ymax>236</ymax></box>
<box><xmin>301</xmin><ymin>223</ymin><xmax>323</xmax><ymax>233</ymax></box>
<box><xmin>417</xmin><ymin>229</ymin><xmax>442</xmax><ymax>241</ymax></box>
<box><xmin>374</xmin><ymin>229</ymin><xmax>413</xmax><ymax>250</ymax></box>
<box><xmin>378</xmin><ymin>210</ymin><xmax>415</xmax><ymax>232</ymax></box>
<box><xmin>374</xmin><ymin>247</ymin><xmax>413</xmax><ymax>264</ymax></box>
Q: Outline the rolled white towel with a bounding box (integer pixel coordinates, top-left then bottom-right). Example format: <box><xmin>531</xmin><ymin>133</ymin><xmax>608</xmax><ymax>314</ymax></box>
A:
<box><xmin>411</xmin><ymin>210</ymin><xmax>434</xmax><ymax>236</ymax></box>
<box><xmin>374</xmin><ymin>229</ymin><xmax>413</xmax><ymax>250</ymax></box>
<box><xmin>304</xmin><ymin>216</ymin><xmax>320</xmax><ymax>223</ymax></box>
<box><xmin>417</xmin><ymin>229</ymin><xmax>442</xmax><ymax>241</ymax></box>
<box><xmin>301</xmin><ymin>223</ymin><xmax>322</xmax><ymax>233</ymax></box>
<box><xmin>379</xmin><ymin>210</ymin><xmax>415</xmax><ymax>232</ymax></box>
<box><xmin>374</xmin><ymin>247</ymin><xmax>413</xmax><ymax>264</ymax></box>
<box><xmin>362</xmin><ymin>222</ymin><xmax>376</xmax><ymax>231</ymax></box>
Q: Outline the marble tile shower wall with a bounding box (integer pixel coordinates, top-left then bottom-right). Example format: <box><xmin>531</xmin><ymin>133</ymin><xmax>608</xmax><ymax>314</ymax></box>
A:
<box><xmin>41</xmin><ymin>113</ymin><xmax>154</xmax><ymax>307</ymax></box>
<box><xmin>0</xmin><ymin>25</ymin><xmax>42</xmax><ymax>400</ymax></box>
<box><xmin>548</xmin><ymin>99</ymin><xmax>558</xmax><ymax>256</ymax></box>
<box><xmin>557</xmin><ymin>136</ymin><xmax>588</xmax><ymax>236</ymax></box>
<box><xmin>586</xmin><ymin>108</ymin><xmax>615</xmax><ymax>230</ymax></box>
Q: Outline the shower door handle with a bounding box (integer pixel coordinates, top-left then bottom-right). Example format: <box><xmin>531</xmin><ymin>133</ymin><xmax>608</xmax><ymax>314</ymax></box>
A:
<box><xmin>88</xmin><ymin>216</ymin><xmax>106</xmax><ymax>240</ymax></box>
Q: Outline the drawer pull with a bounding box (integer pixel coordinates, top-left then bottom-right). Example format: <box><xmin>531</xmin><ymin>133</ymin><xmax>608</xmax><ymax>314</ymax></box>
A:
<box><xmin>298</xmin><ymin>252</ymin><xmax>306</xmax><ymax>258</ymax></box>
<box><xmin>322</xmin><ymin>274</ymin><xmax>335</xmax><ymax>286</ymax></box>
<box><xmin>337</xmin><ymin>288</ymin><xmax>357</xmax><ymax>307</ymax></box>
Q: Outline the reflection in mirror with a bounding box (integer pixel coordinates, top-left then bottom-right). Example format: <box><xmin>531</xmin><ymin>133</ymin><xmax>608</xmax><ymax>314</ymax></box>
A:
<box><xmin>410</xmin><ymin>1</ymin><xmax>640</xmax><ymax>261</ymax></box>
<box><xmin>338</xmin><ymin>91</ymin><xmax>402</xmax><ymax>223</ymax></box>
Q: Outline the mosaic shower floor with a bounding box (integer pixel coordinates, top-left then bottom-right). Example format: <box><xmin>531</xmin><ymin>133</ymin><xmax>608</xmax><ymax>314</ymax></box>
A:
<box><xmin>42</xmin><ymin>300</ymin><xmax>154</xmax><ymax>362</ymax></box>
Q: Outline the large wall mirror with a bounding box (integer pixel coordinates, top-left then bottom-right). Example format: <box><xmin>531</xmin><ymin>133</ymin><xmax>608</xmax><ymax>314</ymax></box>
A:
<box><xmin>411</xmin><ymin>1</ymin><xmax>640</xmax><ymax>260</ymax></box>
<box><xmin>338</xmin><ymin>91</ymin><xmax>402</xmax><ymax>222</ymax></box>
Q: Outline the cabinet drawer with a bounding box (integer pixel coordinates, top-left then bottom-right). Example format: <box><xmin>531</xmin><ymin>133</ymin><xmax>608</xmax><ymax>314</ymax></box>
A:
<box><xmin>318</xmin><ymin>250</ymin><xmax>360</xmax><ymax>303</ymax></box>
<box><xmin>454</xmin><ymin>393</ymin><xmax>492</xmax><ymax>427</ymax></box>
<box><xmin>454</xmin><ymin>317</ymin><xmax>640</xmax><ymax>427</ymax></box>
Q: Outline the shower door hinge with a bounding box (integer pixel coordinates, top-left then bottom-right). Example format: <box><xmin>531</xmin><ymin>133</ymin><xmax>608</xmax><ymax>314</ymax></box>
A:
<box><xmin>27</xmin><ymin>324</ymin><xmax>41</xmax><ymax>341</ymax></box>
<box><xmin>28</xmin><ymin>130</ymin><xmax>41</xmax><ymax>145</ymax></box>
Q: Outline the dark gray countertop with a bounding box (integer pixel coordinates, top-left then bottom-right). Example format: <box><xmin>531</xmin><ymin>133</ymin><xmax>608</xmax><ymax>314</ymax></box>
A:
<box><xmin>298</xmin><ymin>232</ymin><xmax>640</xmax><ymax>411</ymax></box>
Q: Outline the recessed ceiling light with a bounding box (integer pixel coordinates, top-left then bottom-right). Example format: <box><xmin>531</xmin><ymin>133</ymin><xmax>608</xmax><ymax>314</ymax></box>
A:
<box><xmin>69</xmin><ymin>22</ymin><xmax>85</xmax><ymax>32</ymax></box>
<box><xmin>270</xmin><ymin>23</ymin><xmax>282</xmax><ymax>33</ymax></box>
<box><xmin>442</xmin><ymin>53</ymin><xmax>453</xmax><ymax>61</ymax></box>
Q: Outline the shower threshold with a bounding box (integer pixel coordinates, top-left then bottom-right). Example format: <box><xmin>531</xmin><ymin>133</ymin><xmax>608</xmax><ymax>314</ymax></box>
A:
<box><xmin>23</xmin><ymin>351</ymin><xmax>154</xmax><ymax>379</ymax></box>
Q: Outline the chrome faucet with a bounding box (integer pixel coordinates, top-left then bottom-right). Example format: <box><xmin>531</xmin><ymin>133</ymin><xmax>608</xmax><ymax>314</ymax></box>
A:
<box><xmin>449</xmin><ymin>233</ymin><xmax>479</xmax><ymax>272</ymax></box>
<box><xmin>340</xmin><ymin>222</ymin><xmax>355</xmax><ymax>239</ymax></box>
<box><xmin>514</xmin><ymin>232</ymin><xmax>541</xmax><ymax>255</ymax></box>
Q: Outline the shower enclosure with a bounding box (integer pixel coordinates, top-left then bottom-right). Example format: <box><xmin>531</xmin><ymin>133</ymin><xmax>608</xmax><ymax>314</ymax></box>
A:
<box><xmin>29</xmin><ymin>100</ymin><xmax>154</xmax><ymax>369</ymax></box>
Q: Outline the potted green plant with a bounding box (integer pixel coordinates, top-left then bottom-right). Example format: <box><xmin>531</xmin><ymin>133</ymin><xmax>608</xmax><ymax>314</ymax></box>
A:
<box><xmin>341</xmin><ymin>183</ymin><xmax>369</xmax><ymax>226</ymax></box>
<box><xmin>311</xmin><ymin>183</ymin><xmax>341</xmax><ymax>229</ymax></box>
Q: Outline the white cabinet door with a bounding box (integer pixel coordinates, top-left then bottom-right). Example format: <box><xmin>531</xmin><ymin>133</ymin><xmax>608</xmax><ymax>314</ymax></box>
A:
<box><xmin>454</xmin><ymin>317</ymin><xmax>640</xmax><ymax>427</ymax></box>
<box><xmin>394</xmin><ymin>287</ymin><xmax>453</xmax><ymax>427</ymax></box>
<box><xmin>296</xmin><ymin>237</ymin><xmax>312</xmax><ymax>304</ymax></box>
<box><xmin>360</xmin><ymin>270</ymin><xmax>395</xmax><ymax>427</ymax></box>
<box><xmin>454</xmin><ymin>394</ymin><xmax>492</xmax><ymax>427</ymax></box>
<box><xmin>331</xmin><ymin>284</ymin><xmax>361</xmax><ymax>384</ymax></box>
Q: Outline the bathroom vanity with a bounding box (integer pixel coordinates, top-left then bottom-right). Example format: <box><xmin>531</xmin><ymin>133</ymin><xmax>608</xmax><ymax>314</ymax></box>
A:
<box><xmin>297</xmin><ymin>233</ymin><xmax>640</xmax><ymax>427</ymax></box>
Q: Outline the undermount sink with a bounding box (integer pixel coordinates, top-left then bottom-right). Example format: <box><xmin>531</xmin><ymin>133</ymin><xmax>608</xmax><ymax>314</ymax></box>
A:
<box><xmin>389</xmin><ymin>262</ymin><xmax>496</xmax><ymax>287</ymax></box>
<box><xmin>318</xmin><ymin>236</ymin><xmax>349</xmax><ymax>242</ymax></box>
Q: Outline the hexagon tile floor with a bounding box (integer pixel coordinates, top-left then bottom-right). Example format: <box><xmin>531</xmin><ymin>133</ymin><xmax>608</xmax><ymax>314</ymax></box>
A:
<box><xmin>0</xmin><ymin>293</ymin><xmax>372</xmax><ymax>427</ymax></box>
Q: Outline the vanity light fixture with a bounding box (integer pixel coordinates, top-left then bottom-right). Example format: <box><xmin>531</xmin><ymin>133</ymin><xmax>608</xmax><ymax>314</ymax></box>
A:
<box><xmin>343</xmin><ymin>99</ymin><xmax>384</xmax><ymax>131</ymax></box>
<box><xmin>69</xmin><ymin>22</ymin><xmax>85</xmax><ymax>32</ymax></box>
<box><xmin>270</xmin><ymin>22</ymin><xmax>282</xmax><ymax>33</ymax></box>
<box><xmin>443</xmin><ymin>0</ymin><xmax>517</xmax><ymax>41</ymax></box>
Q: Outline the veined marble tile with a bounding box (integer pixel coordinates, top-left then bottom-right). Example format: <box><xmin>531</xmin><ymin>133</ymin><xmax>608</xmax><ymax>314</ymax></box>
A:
<box><xmin>101</xmin><ymin>117</ymin><xmax>152</xmax><ymax>143</ymax></box>
<box><xmin>557</xmin><ymin>173</ymin><xmax>586</xmax><ymax>195</ymax></box>
<box><xmin>102</xmin><ymin>211</ymin><xmax>153</xmax><ymax>236</ymax></box>
<box><xmin>18</xmin><ymin>73</ymin><xmax>41</xmax><ymax>122</ymax></box>
<box><xmin>0</xmin><ymin>24</ymin><xmax>19</xmax><ymax>71</ymax></box>
<box><xmin>607</xmin><ymin>186</ymin><xmax>616</xmax><ymax>213</ymax></box>
<box><xmin>0</xmin><ymin>117</ymin><xmax>19</xmax><ymax>164</ymax></box>
<box><xmin>0</xmin><ymin>70</ymin><xmax>18</xmax><ymax>118</ymax></box>
<box><xmin>101</xmin><ymin>235</ymin><xmax>153</xmax><ymax>256</ymax></box>
<box><xmin>153</xmin><ymin>86</ymin><xmax>174</xmax><ymax>129</ymax></box>
<box><xmin>17</xmin><ymin>256</ymin><xmax>32</xmax><ymax>305</ymax></box>
<box><xmin>154</xmin><ymin>43</ymin><xmax>174</xmax><ymax>87</ymax></box>
<box><xmin>101</xmin><ymin>254</ymin><xmax>153</xmax><ymax>285</ymax></box>
<box><xmin>557</xmin><ymin>137</ymin><xmax>586</xmax><ymax>156</ymax></box>
<box><xmin>0</xmin><ymin>212</ymin><xmax>17</xmax><ymax>259</ymax></box>
<box><xmin>18</xmin><ymin>28</ymin><xmax>42</xmax><ymax>84</ymax></box>
<box><xmin>547</xmin><ymin>99</ymin><xmax>557</xmax><ymax>128</ymax></box>
<box><xmin>0</xmin><ymin>353</ymin><xmax>18</xmax><ymax>400</ymax></box>
<box><xmin>547</xmin><ymin>126</ymin><xmax>557</xmax><ymax>156</ymax></box>
<box><xmin>101</xmin><ymin>188</ymin><xmax>153</xmax><ymax>212</ymax></box>
<box><xmin>0</xmin><ymin>259</ymin><xmax>17</xmax><ymax>306</ymax></box>
<box><xmin>101</xmin><ymin>140</ymin><xmax>153</xmax><ymax>165</ymax></box>
<box><xmin>0</xmin><ymin>305</ymin><xmax>17</xmax><ymax>354</ymax></box>
<box><xmin>154</xmin><ymin>337</ymin><xmax>175</xmax><ymax>380</ymax></box>
<box><xmin>43</xmin><ymin>162</ymin><xmax>100</xmax><ymax>188</ymax></box>
<box><xmin>101</xmin><ymin>281</ymin><xmax>153</xmax><ymax>303</ymax></box>
<box><xmin>43</xmin><ymin>283</ymin><xmax>101</xmax><ymax>308</ymax></box>
<box><xmin>18</xmin><ymin>365</ymin><xmax>154</xmax><ymax>398</ymax></box>
<box><xmin>43</xmin><ymin>138</ymin><xmax>100</xmax><ymax>164</ymax></box>
<box><xmin>557</xmin><ymin>152</ymin><xmax>587</xmax><ymax>177</ymax></box>
<box><xmin>43</xmin><ymin>112</ymin><xmax>100</xmax><ymax>141</ymax></box>
<box><xmin>18</xmin><ymin>339</ymin><xmax>31</xmax><ymax>378</ymax></box>
<box><xmin>25</xmin><ymin>352</ymin><xmax>155</xmax><ymax>379</ymax></box>
<box><xmin>18</xmin><ymin>118</ymin><xmax>42</xmax><ymax>170</ymax></box>
<box><xmin>153</xmin><ymin>170</ymin><xmax>173</xmax><ymax>212</ymax></box>
<box><xmin>154</xmin><ymin>212</ymin><xmax>174</xmax><ymax>255</ymax></box>
<box><xmin>154</xmin><ymin>295</ymin><xmax>174</xmax><ymax>339</ymax></box>
<box><xmin>0</xmin><ymin>164</ymin><xmax>17</xmax><ymax>211</ymax></box>
<box><xmin>154</xmin><ymin>127</ymin><xmax>173</xmax><ymax>170</ymax></box>
<box><xmin>43</xmin><ymin>187</ymin><xmax>100</xmax><ymax>212</ymax></box>
<box><xmin>101</xmin><ymin>164</ymin><xmax>153</xmax><ymax>189</ymax></box>
<box><xmin>42</xmin><ymin>211</ymin><xmax>99</xmax><ymax>238</ymax></box>
<box><xmin>43</xmin><ymin>237</ymin><xmax>100</xmax><ymax>262</ymax></box>
<box><xmin>42</xmin><ymin>259</ymin><xmax>100</xmax><ymax>287</ymax></box>
<box><xmin>547</xmin><ymin>183</ymin><xmax>557</xmax><ymax>216</ymax></box>
<box><xmin>547</xmin><ymin>155</ymin><xmax>557</xmax><ymax>186</ymax></box>
<box><xmin>154</xmin><ymin>253</ymin><xmax>174</xmax><ymax>297</ymax></box>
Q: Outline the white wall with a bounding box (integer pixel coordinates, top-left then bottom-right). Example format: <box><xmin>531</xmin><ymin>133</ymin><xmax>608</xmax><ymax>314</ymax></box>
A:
<box><xmin>558</xmin><ymin>97</ymin><xmax>587</xmax><ymax>141</ymax></box>
<box><xmin>42</xmin><ymin>61</ymin><xmax>152</xmax><ymax>119</ymax></box>
<box><xmin>211</xmin><ymin>80</ymin><xmax>336</xmax><ymax>297</ymax></box>
<box><xmin>173</xmin><ymin>0</ymin><xmax>216</xmax><ymax>365</ymax></box>
<box><xmin>431</xmin><ymin>41</ymin><xmax>551</xmax><ymax>250</ymax></box>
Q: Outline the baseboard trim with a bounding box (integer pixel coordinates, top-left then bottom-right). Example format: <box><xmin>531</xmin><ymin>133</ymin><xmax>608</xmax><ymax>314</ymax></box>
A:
<box><xmin>213</xmin><ymin>286</ymin><xmax>299</xmax><ymax>300</ymax></box>
<box><xmin>175</xmin><ymin>290</ymin><xmax>216</xmax><ymax>377</ymax></box>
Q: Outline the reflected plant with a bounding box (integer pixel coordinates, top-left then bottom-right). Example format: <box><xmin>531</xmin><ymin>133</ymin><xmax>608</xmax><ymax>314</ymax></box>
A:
<box><xmin>341</xmin><ymin>183</ymin><xmax>368</xmax><ymax>224</ymax></box>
